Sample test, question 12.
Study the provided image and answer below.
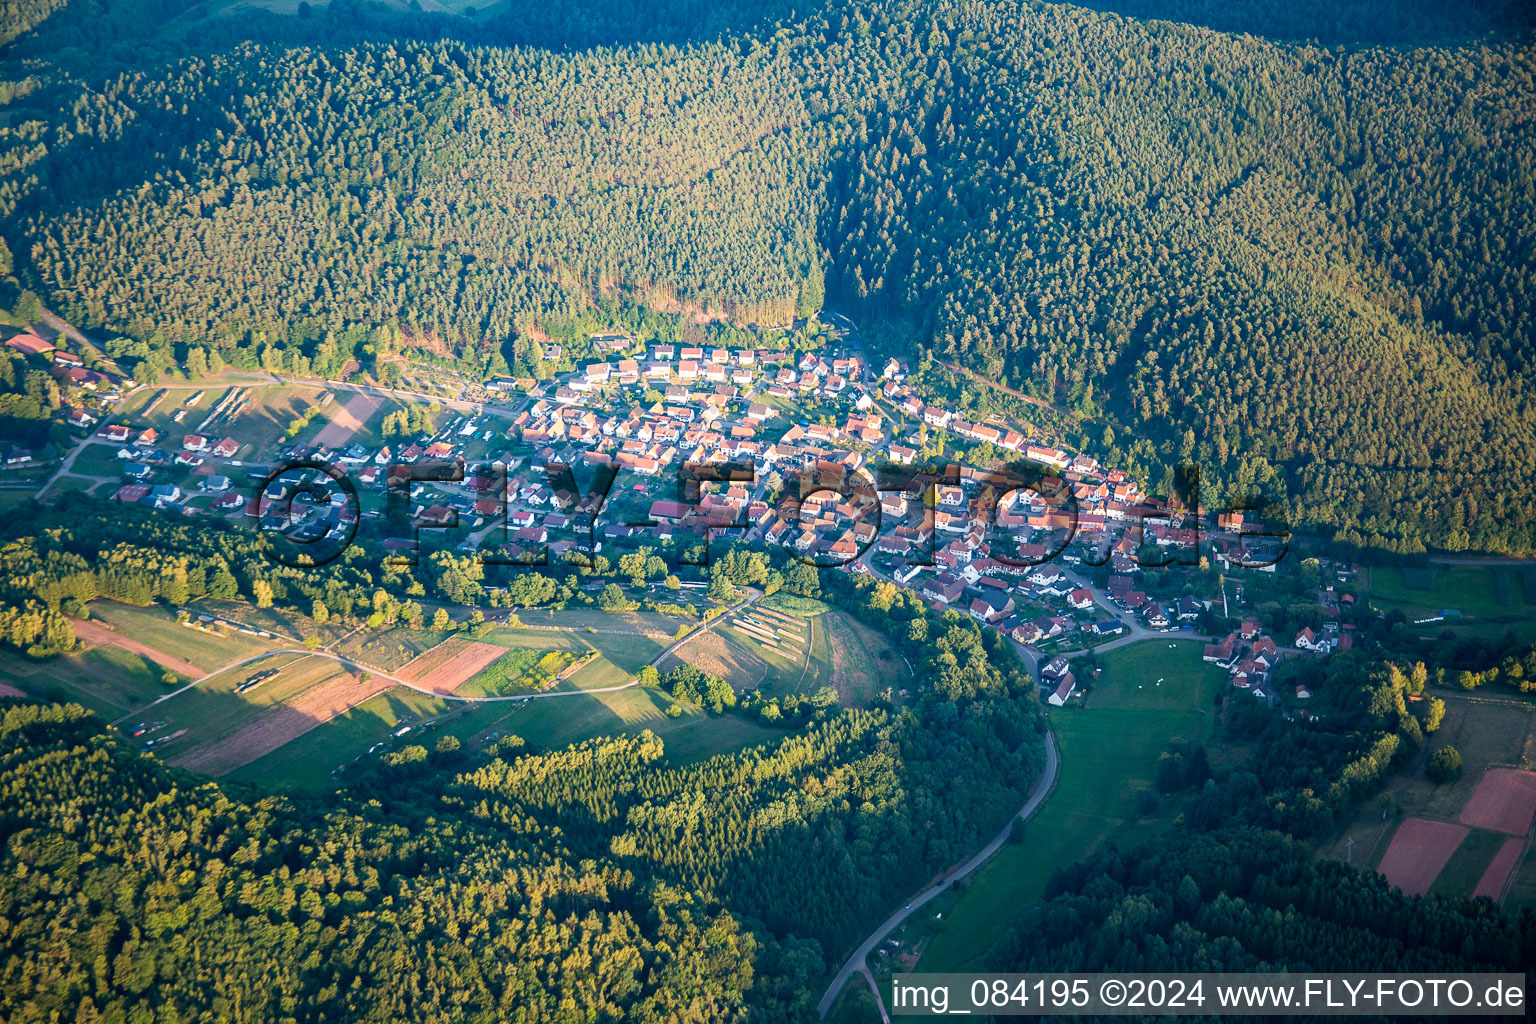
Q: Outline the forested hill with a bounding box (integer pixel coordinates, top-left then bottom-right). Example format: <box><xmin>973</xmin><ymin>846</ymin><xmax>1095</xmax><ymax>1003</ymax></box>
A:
<box><xmin>3</xmin><ymin>0</ymin><xmax>1536</xmax><ymax>551</ymax></box>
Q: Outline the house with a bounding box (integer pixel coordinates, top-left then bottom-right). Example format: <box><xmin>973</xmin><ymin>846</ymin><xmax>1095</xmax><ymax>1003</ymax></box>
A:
<box><xmin>1048</xmin><ymin>672</ymin><xmax>1077</xmax><ymax>707</ymax></box>
<box><xmin>1089</xmin><ymin>619</ymin><xmax>1123</xmax><ymax>636</ymax></box>
<box><xmin>201</xmin><ymin>474</ymin><xmax>232</xmax><ymax>492</ymax></box>
<box><xmin>1067</xmin><ymin>587</ymin><xmax>1094</xmax><ymax>611</ymax></box>
<box><xmin>123</xmin><ymin>461</ymin><xmax>152</xmax><ymax>481</ymax></box>
<box><xmin>920</xmin><ymin>572</ymin><xmax>966</xmax><ymax>605</ymax></box>
<box><xmin>968</xmin><ymin>590</ymin><xmax>1015</xmax><ymax>625</ymax></box>
<box><xmin>138</xmin><ymin>428</ymin><xmax>159</xmax><ymax>445</ymax></box>
<box><xmin>211</xmin><ymin>437</ymin><xmax>240</xmax><ymax>458</ymax></box>
<box><xmin>648</xmin><ymin>500</ymin><xmax>693</xmax><ymax>525</ymax></box>
<box><xmin>1203</xmin><ymin>637</ymin><xmax>1236</xmax><ymax>666</ymax></box>
<box><xmin>6</xmin><ymin>333</ymin><xmax>55</xmax><ymax>357</ymax></box>
<box><xmin>1040</xmin><ymin>656</ymin><xmax>1071</xmax><ymax>681</ymax></box>
<box><xmin>52</xmin><ymin>349</ymin><xmax>83</xmax><ymax>368</ymax></box>
<box><xmin>1295</xmin><ymin>684</ymin><xmax>1313</xmax><ymax>700</ymax></box>
<box><xmin>1295</xmin><ymin>626</ymin><xmax>1319</xmax><ymax>650</ymax></box>
<box><xmin>148</xmin><ymin>483</ymin><xmax>181</xmax><ymax>506</ymax></box>
<box><xmin>182</xmin><ymin>434</ymin><xmax>209</xmax><ymax>452</ymax></box>
<box><xmin>5</xmin><ymin>447</ymin><xmax>32</xmax><ymax>465</ymax></box>
<box><xmin>97</xmin><ymin>423</ymin><xmax>130</xmax><ymax>443</ymax></box>
<box><xmin>67</xmin><ymin>409</ymin><xmax>97</xmax><ymax>428</ymax></box>
<box><xmin>66</xmin><ymin>367</ymin><xmax>111</xmax><ymax>390</ymax></box>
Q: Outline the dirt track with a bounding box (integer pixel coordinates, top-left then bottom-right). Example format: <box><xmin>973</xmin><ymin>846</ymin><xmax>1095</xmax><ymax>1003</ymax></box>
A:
<box><xmin>71</xmin><ymin>617</ymin><xmax>205</xmax><ymax>677</ymax></box>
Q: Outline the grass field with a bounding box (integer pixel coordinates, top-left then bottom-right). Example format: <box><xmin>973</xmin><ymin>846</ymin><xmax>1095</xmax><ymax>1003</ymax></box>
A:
<box><xmin>662</xmin><ymin>612</ymin><xmax>832</xmax><ymax>697</ymax></box>
<box><xmin>1368</xmin><ymin>566</ymin><xmax>1536</xmax><ymax>639</ymax></box>
<box><xmin>112</xmin><ymin>385</ymin><xmax>235</xmax><ymax>437</ymax></box>
<box><xmin>916</xmin><ymin>639</ymin><xmax>1226</xmax><ymax>972</ymax></box>
<box><xmin>89</xmin><ymin>601</ymin><xmax>273</xmax><ymax>670</ymax></box>
<box><xmin>761</xmin><ymin>593</ymin><xmax>832</xmax><ymax>617</ymax></box>
<box><xmin>335</xmin><ymin>622</ymin><xmax>452</xmax><ymax>669</ymax></box>
<box><xmin>306</xmin><ymin>392</ymin><xmax>410</xmax><ymax>449</ymax></box>
<box><xmin>233</xmin><ymin>679</ymin><xmax>783</xmax><ymax>792</ymax></box>
<box><xmin>0</xmin><ymin>646</ymin><xmax>173</xmax><ymax>716</ymax></box>
<box><xmin>213</xmin><ymin>382</ymin><xmax>332</xmax><ymax>453</ymax></box>
<box><xmin>1430</xmin><ymin>828</ymin><xmax>1512</xmax><ymax>898</ymax></box>
<box><xmin>135</xmin><ymin>653</ymin><xmax>343</xmax><ymax>763</ymax></box>
<box><xmin>823</xmin><ymin>611</ymin><xmax>911</xmax><ymax>705</ymax></box>
<box><xmin>67</xmin><ymin>443</ymin><xmax>128</xmax><ymax>479</ymax></box>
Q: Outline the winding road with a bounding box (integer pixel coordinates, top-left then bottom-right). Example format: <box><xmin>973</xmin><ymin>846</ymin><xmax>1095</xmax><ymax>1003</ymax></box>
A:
<box><xmin>816</xmin><ymin>731</ymin><xmax>1060</xmax><ymax>1018</ymax></box>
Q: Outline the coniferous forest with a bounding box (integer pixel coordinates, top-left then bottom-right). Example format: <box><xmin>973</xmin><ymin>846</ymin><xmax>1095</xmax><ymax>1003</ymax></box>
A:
<box><xmin>4</xmin><ymin>3</ymin><xmax>1536</xmax><ymax>1020</ymax></box>
<box><xmin>0</xmin><ymin>0</ymin><xmax>1532</xmax><ymax>551</ymax></box>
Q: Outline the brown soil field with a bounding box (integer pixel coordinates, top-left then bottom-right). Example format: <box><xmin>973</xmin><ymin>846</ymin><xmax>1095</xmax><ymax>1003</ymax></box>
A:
<box><xmin>1458</xmin><ymin>767</ymin><xmax>1536</xmax><ymax>835</ymax></box>
<box><xmin>658</xmin><ymin>631</ymin><xmax>769</xmax><ymax>689</ymax></box>
<box><xmin>1377</xmin><ymin>818</ymin><xmax>1468</xmax><ymax>895</ymax></box>
<box><xmin>397</xmin><ymin>639</ymin><xmax>508</xmax><ymax>695</ymax></box>
<box><xmin>1472</xmin><ymin>837</ymin><xmax>1526</xmax><ymax>902</ymax></box>
<box><xmin>170</xmin><ymin>670</ymin><xmax>393</xmax><ymax>776</ymax></box>
<box><xmin>71</xmin><ymin>617</ymin><xmax>204</xmax><ymax>677</ymax></box>
<box><xmin>0</xmin><ymin>681</ymin><xmax>26</xmax><ymax>697</ymax></box>
<box><xmin>313</xmin><ymin>392</ymin><xmax>382</xmax><ymax>447</ymax></box>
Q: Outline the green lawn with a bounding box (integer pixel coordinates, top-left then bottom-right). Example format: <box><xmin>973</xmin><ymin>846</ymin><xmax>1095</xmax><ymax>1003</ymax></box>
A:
<box><xmin>89</xmin><ymin>601</ymin><xmax>273</xmax><ymax>669</ymax></box>
<box><xmin>234</xmin><ymin>681</ymin><xmax>783</xmax><ymax>792</ymax></box>
<box><xmin>143</xmin><ymin>654</ymin><xmax>343</xmax><ymax>762</ymax></box>
<box><xmin>1370</xmin><ymin>566</ymin><xmax>1521</xmax><ymax>619</ymax></box>
<box><xmin>916</xmin><ymin>639</ymin><xmax>1225</xmax><ymax>972</ymax></box>
<box><xmin>0</xmin><ymin>646</ymin><xmax>174</xmax><ymax>717</ymax></box>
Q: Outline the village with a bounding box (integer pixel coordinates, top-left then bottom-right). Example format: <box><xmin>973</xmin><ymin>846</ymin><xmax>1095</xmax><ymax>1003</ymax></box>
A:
<box><xmin>0</xmin><ymin>319</ymin><xmax>1369</xmax><ymax>712</ymax></box>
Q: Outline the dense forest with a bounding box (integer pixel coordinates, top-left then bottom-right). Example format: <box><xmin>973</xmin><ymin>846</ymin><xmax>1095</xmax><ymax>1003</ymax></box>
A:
<box><xmin>0</xmin><ymin>501</ymin><xmax>1050</xmax><ymax>1022</ymax></box>
<box><xmin>2</xmin><ymin>1</ymin><xmax>1535</xmax><ymax>551</ymax></box>
<box><xmin>4</xmin><ymin>5</ymin><xmax>1536</xmax><ymax>1015</ymax></box>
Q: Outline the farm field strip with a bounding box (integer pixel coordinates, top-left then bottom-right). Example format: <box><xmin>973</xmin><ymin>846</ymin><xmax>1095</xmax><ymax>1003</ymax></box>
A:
<box><xmin>1473</xmin><ymin>838</ymin><xmax>1527</xmax><ymax>902</ymax></box>
<box><xmin>70</xmin><ymin>616</ymin><xmax>204</xmax><ymax>678</ymax></box>
<box><xmin>1376</xmin><ymin>818</ymin><xmax>1469</xmax><ymax>895</ymax></box>
<box><xmin>169</xmin><ymin>669</ymin><xmax>395</xmax><ymax>776</ymax></box>
<box><xmin>1458</xmin><ymin>767</ymin><xmax>1536</xmax><ymax>835</ymax></box>
<box><xmin>396</xmin><ymin>638</ymin><xmax>510</xmax><ymax>695</ymax></box>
